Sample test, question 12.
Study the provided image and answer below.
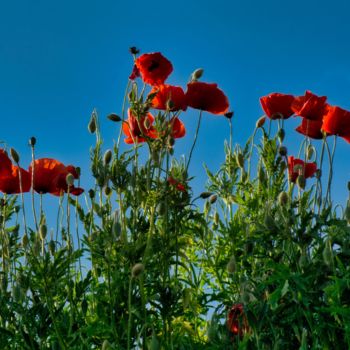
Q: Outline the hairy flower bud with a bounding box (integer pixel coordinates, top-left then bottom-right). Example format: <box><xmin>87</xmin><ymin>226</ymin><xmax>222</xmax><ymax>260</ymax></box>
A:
<box><xmin>297</xmin><ymin>175</ymin><xmax>306</xmax><ymax>190</ymax></box>
<box><xmin>200</xmin><ymin>192</ymin><xmax>212</xmax><ymax>199</ymax></box>
<box><xmin>191</xmin><ymin>68</ymin><xmax>204</xmax><ymax>81</ymax></box>
<box><xmin>323</xmin><ymin>239</ymin><xmax>334</xmax><ymax>267</ymax></box>
<box><xmin>39</xmin><ymin>224</ymin><xmax>47</xmax><ymax>240</ymax></box>
<box><xmin>10</xmin><ymin>148</ymin><xmax>20</xmax><ymax>163</ymax></box>
<box><xmin>224</xmin><ymin>111</ymin><xmax>234</xmax><ymax>119</ymax></box>
<box><xmin>209</xmin><ymin>194</ymin><xmax>218</xmax><ymax>204</ymax></box>
<box><xmin>306</xmin><ymin>145</ymin><xmax>314</xmax><ymax>160</ymax></box>
<box><xmin>48</xmin><ymin>240</ymin><xmax>56</xmax><ymax>255</ymax></box>
<box><xmin>66</xmin><ymin>173</ymin><xmax>75</xmax><ymax>186</ymax></box>
<box><xmin>29</xmin><ymin>136</ymin><xmax>36</xmax><ymax>147</ymax></box>
<box><xmin>103</xmin><ymin>149</ymin><xmax>112</xmax><ymax>166</ymax></box>
<box><xmin>278</xmin><ymin>146</ymin><xmax>287</xmax><ymax>157</ymax></box>
<box><xmin>236</xmin><ymin>153</ymin><xmax>244</xmax><ymax>168</ymax></box>
<box><xmin>277</xmin><ymin>128</ymin><xmax>285</xmax><ymax>142</ymax></box>
<box><xmin>256</xmin><ymin>116</ymin><xmax>266</xmax><ymax>128</ymax></box>
<box><xmin>278</xmin><ymin>191</ymin><xmax>289</xmax><ymax>206</ymax></box>
<box><xmin>88</xmin><ymin>115</ymin><xmax>97</xmax><ymax>134</ymax></box>
<box><xmin>129</xmin><ymin>46</ymin><xmax>140</xmax><ymax>55</ymax></box>
<box><xmin>88</xmin><ymin>189</ymin><xmax>95</xmax><ymax>199</ymax></box>
<box><xmin>132</xmin><ymin>263</ymin><xmax>145</xmax><ymax>278</ymax></box>
<box><xmin>104</xmin><ymin>186</ymin><xmax>111</xmax><ymax>196</ymax></box>
<box><xmin>22</xmin><ymin>234</ymin><xmax>29</xmax><ymax>248</ymax></box>
<box><xmin>107</xmin><ymin>113</ymin><xmax>122</xmax><ymax>122</ymax></box>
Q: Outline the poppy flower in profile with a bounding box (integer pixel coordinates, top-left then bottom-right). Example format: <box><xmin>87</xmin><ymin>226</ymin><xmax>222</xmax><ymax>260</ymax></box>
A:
<box><xmin>292</xmin><ymin>91</ymin><xmax>328</xmax><ymax>121</ymax></box>
<box><xmin>122</xmin><ymin>109</ymin><xmax>156</xmax><ymax>144</ymax></box>
<box><xmin>296</xmin><ymin>118</ymin><xmax>324</xmax><ymax>140</ymax></box>
<box><xmin>322</xmin><ymin>105</ymin><xmax>350</xmax><ymax>142</ymax></box>
<box><xmin>169</xmin><ymin>117</ymin><xmax>186</xmax><ymax>139</ymax></box>
<box><xmin>29</xmin><ymin>159</ymin><xmax>83</xmax><ymax>196</ymax></box>
<box><xmin>227</xmin><ymin>303</ymin><xmax>249</xmax><ymax>337</ymax></box>
<box><xmin>288</xmin><ymin>156</ymin><xmax>317</xmax><ymax>183</ymax></box>
<box><xmin>167</xmin><ymin>176</ymin><xmax>186</xmax><ymax>192</ymax></box>
<box><xmin>186</xmin><ymin>82</ymin><xmax>229</xmax><ymax>115</ymax></box>
<box><xmin>0</xmin><ymin>150</ymin><xmax>31</xmax><ymax>194</ymax></box>
<box><xmin>260</xmin><ymin>93</ymin><xmax>295</xmax><ymax>119</ymax></box>
<box><xmin>135</xmin><ymin>52</ymin><xmax>173</xmax><ymax>86</ymax></box>
<box><xmin>149</xmin><ymin>84</ymin><xmax>187</xmax><ymax>111</ymax></box>
<box><xmin>129</xmin><ymin>64</ymin><xmax>140</xmax><ymax>80</ymax></box>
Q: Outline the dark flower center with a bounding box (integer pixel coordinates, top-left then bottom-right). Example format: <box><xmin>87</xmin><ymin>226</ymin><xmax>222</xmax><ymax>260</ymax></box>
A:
<box><xmin>148</xmin><ymin>60</ymin><xmax>160</xmax><ymax>72</ymax></box>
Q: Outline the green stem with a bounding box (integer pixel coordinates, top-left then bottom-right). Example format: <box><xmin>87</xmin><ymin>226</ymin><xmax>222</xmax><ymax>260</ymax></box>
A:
<box><xmin>186</xmin><ymin>110</ymin><xmax>203</xmax><ymax>172</ymax></box>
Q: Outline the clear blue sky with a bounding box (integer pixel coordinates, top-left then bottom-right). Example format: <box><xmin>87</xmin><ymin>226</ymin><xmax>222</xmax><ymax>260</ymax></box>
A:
<box><xmin>1</xmin><ymin>0</ymin><xmax>350</xmax><ymax>206</ymax></box>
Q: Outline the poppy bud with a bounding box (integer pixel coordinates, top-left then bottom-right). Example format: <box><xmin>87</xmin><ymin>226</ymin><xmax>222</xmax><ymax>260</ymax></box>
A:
<box><xmin>10</xmin><ymin>148</ymin><xmax>20</xmax><ymax>163</ymax></box>
<box><xmin>277</xmin><ymin>128</ymin><xmax>285</xmax><ymax>142</ymax></box>
<box><xmin>39</xmin><ymin>224</ymin><xmax>47</xmax><ymax>240</ymax></box>
<box><xmin>224</xmin><ymin>111</ymin><xmax>234</xmax><ymax>119</ymax></box>
<box><xmin>29</xmin><ymin>136</ymin><xmax>36</xmax><ymax>147</ymax></box>
<box><xmin>107</xmin><ymin>113</ymin><xmax>122</xmax><ymax>122</ymax></box>
<box><xmin>129</xmin><ymin>46</ymin><xmax>140</xmax><ymax>55</ymax></box>
<box><xmin>88</xmin><ymin>115</ymin><xmax>97</xmax><ymax>134</ymax></box>
<box><xmin>88</xmin><ymin>189</ymin><xmax>95</xmax><ymax>199</ymax></box>
<box><xmin>104</xmin><ymin>186</ymin><xmax>111</xmax><ymax>196</ymax></box>
<box><xmin>227</xmin><ymin>255</ymin><xmax>237</xmax><ymax>274</ymax></box>
<box><xmin>297</xmin><ymin>175</ymin><xmax>306</xmax><ymax>190</ymax></box>
<box><xmin>306</xmin><ymin>145</ymin><xmax>314</xmax><ymax>160</ymax></box>
<box><xmin>322</xmin><ymin>239</ymin><xmax>333</xmax><ymax>267</ymax></box>
<box><xmin>22</xmin><ymin>234</ymin><xmax>29</xmax><ymax>248</ymax></box>
<box><xmin>200</xmin><ymin>192</ymin><xmax>212</xmax><ymax>199</ymax></box>
<box><xmin>278</xmin><ymin>146</ymin><xmax>287</xmax><ymax>157</ymax></box>
<box><xmin>75</xmin><ymin>167</ymin><xmax>81</xmax><ymax>177</ymax></box>
<box><xmin>48</xmin><ymin>240</ymin><xmax>55</xmax><ymax>255</ymax></box>
<box><xmin>168</xmin><ymin>137</ymin><xmax>175</xmax><ymax>147</ymax></box>
<box><xmin>103</xmin><ymin>149</ymin><xmax>112</xmax><ymax>166</ymax></box>
<box><xmin>209</xmin><ymin>194</ymin><xmax>217</xmax><ymax>204</ymax></box>
<box><xmin>132</xmin><ymin>263</ymin><xmax>145</xmax><ymax>278</ymax></box>
<box><xmin>256</xmin><ymin>116</ymin><xmax>266</xmax><ymax>128</ymax></box>
<box><xmin>236</xmin><ymin>153</ymin><xmax>244</xmax><ymax>168</ymax></box>
<box><xmin>112</xmin><ymin>220</ymin><xmax>121</xmax><ymax>238</ymax></box>
<box><xmin>191</xmin><ymin>68</ymin><xmax>204</xmax><ymax>81</ymax></box>
<box><xmin>213</xmin><ymin>211</ymin><xmax>220</xmax><ymax>225</ymax></box>
<box><xmin>168</xmin><ymin>147</ymin><xmax>174</xmax><ymax>156</ymax></box>
<box><xmin>102</xmin><ymin>340</ymin><xmax>111</xmax><ymax>350</ymax></box>
<box><xmin>66</xmin><ymin>173</ymin><xmax>75</xmax><ymax>187</ymax></box>
<box><xmin>278</xmin><ymin>191</ymin><xmax>289</xmax><ymax>206</ymax></box>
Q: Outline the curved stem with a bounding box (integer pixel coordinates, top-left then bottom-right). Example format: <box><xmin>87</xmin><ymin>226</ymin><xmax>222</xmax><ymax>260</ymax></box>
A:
<box><xmin>186</xmin><ymin>110</ymin><xmax>203</xmax><ymax>172</ymax></box>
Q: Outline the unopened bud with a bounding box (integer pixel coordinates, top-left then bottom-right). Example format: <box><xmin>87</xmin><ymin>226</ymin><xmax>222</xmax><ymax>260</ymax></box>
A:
<box><xmin>66</xmin><ymin>173</ymin><xmax>75</xmax><ymax>186</ymax></box>
<box><xmin>107</xmin><ymin>113</ymin><xmax>122</xmax><ymax>122</ymax></box>
<box><xmin>322</xmin><ymin>239</ymin><xmax>333</xmax><ymax>267</ymax></box>
<box><xmin>200</xmin><ymin>192</ymin><xmax>212</xmax><ymax>199</ymax></box>
<box><xmin>307</xmin><ymin>145</ymin><xmax>314</xmax><ymax>160</ymax></box>
<box><xmin>168</xmin><ymin>137</ymin><xmax>175</xmax><ymax>147</ymax></box>
<box><xmin>227</xmin><ymin>255</ymin><xmax>236</xmax><ymax>274</ymax></box>
<box><xmin>22</xmin><ymin>234</ymin><xmax>29</xmax><ymax>248</ymax></box>
<box><xmin>256</xmin><ymin>116</ymin><xmax>266</xmax><ymax>128</ymax></box>
<box><xmin>129</xmin><ymin>46</ymin><xmax>140</xmax><ymax>55</ymax></box>
<box><xmin>278</xmin><ymin>146</ymin><xmax>287</xmax><ymax>157</ymax></box>
<box><xmin>236</xmin><ymin>153</ymin><xmax>244</xmax><ymax>168</ymax></box>
<box><xmin>278</xmin><ymin>191</ymin><xmax>289</xmax><ymax>206</ymax></box>
<box><xmin>75</xmin><ymin>167</ymin><xmax>81</xmax><ymax>177</ymax></box>
<box><xmin>224</xmin><ymin>111</ymin><xmax>234</xmax><ymax>119</ymax></box>
<box><xmin>39</xmin><ymin>224</ymin><xmax>47</xmax><ymax>240</ymax></box>
<box><xmin>10</xmin><ymin>148</ymin><xmax>20</xmax><ymax>163</ymax></box>
<box><xmin>132</xmin><ymin>263</ymin><xmax>145</xmax><ymax>278</ymax></box>
<box><xmin>104</xmin><ymin>186</ymin><xmax>111</xmax><ymax>196</ymax></box>
<box><xmin>103</xmin><ymin>149</ymin><xmax>112</xmax><ymax>166</ymax></box>
<box><xmin>297</xmin><ymin>175</ymin><xmax>306</xmax><ymax>190</ymax></box>
<box><xmin>88</xmin><ymin>115</ymin><xmax>97</xmax><ymax>134</ymax></box>
<box><xmin>29</xmin><ymin>137</ymin><xmax>36</xmax><ymax>147</ymax></box>
<box><xmin>213</xmin><ymin>211</ymin><xmax>220</xmax><ymax>225</ymax></box>
<box><xmin>191</xmin><ymin>68</ymin><xmax>204</xmax><ymax>81</ymax></box>
<box><xmin>278</xmin><ymin>128</ymin><xmax>285</xmax><ymax>142</ymax></box>
<box><xmin>88</xmin><ymin>189</ymin><xmax>95</xmax><ymax>199</ymax></box>
<box><xmin>209</xmin><ymin>194</ymin><xmax>217</xmax><ymax>204</ymax></box>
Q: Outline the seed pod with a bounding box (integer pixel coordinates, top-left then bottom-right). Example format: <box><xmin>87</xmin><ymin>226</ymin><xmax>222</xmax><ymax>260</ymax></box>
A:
<box><xmin>88</xmin><ymin>115</ymin><xmax>97</xmax><ymax>134</ymax></box>
<box><xmin>131</xmin><ymin>263</ymin><xmax>145</xmax><ymax>278</ymax></box>
<box><xmin>256</xmin><ymin>116</ymin><xmax>266</xmax><ymax>128</ymax></box>
<box><xmin>103</xmin><ymin>149</ymin><xmax>112</xmax><ymax>166</ymax></box>
<box><xmin>278</xmin><ymin>191</ymin><xmax>289</xmax><ymax>206</ymax></box>
<box><xmin>227</xmin><ymin>255</ymin><xmax>237</xmax><ymax>274</ymax></box>
<box><xmin>10</xmin><ymin>148</ymin><xmax>20</xmax><ymax>163</ymax></box>
<box><xmin>297</xmin><ymin>175</ymin><xmax>306</xmax><ymax>190</ymax></box>
<box><xmin>209</xmin><ymin>194</ymin><xmax>218</xmax><ymax>204</ymax></box>
<box><xmin>278</xmin><ymin>146</ymin><xmax>287</xmax><ymax>157</ymax></box>
<box><xmin>39</xmin><ymin>224</ymin><xmax>47</xmax><ymax>240</ymax></box>
<box><xmin>29</xmin><ymin>136</ymin><xmax>36</xmax><ymax>147</ymax></box>
<box><xmin>66</xmin><ymin>173</ymin><xmax>75</xmax><ymax>186</ymax></box>
<box><xmin>107</xmin><ymin>113</ymin><xmax>122</xmax><ymax>122</ymax></box>
<box><xmin>278</xmin><ymin>128</ymin><xmax>285</xmax><ymax>142</ymax></box>
<box><xmin>191</xmin><ymin>68</ymin><xmax>204</xmax><ymax>81</ymax></box>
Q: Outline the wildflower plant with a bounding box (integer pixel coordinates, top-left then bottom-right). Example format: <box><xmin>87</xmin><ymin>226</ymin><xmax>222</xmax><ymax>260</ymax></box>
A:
<box><xmin>0</xmin><ymin>48</ymin><xmax>349</xmax><ymax>349</ymax></box>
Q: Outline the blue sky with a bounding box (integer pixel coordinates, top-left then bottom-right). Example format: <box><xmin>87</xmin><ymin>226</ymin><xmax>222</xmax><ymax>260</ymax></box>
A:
<box><xmin>1</xmin><ymin>0</ymin><xmax>350</xmax><ymax>209</ymax></box>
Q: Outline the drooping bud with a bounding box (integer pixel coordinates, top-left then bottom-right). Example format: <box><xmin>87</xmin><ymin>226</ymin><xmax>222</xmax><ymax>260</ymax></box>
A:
<box><xmin>168</xmin><ymin>147</ymin><xmax>174</xmax><ymax>156</ymax></box>
<box><xmin>132</xmin><ymin>263</ymin><xmax>145</xmax><ymax>278</ymax></box>
<box><xmin>107</xmin><ymin>113</ymin><xmax>122</xmax><ymax>122</ymax></box>
<box><xmin>278</xmin><ymin>191</ymin><xmax>289</xmax><ymax>206</ymax></box>
<box><xmin>256</xmin><ymin>116</ymin><xmax>266</xmax><ymax>128</ymax></box>
<box><xmin>29</xmin><ymin>136</ymin><xmax>36</xmax><ymax>147</ymax></box>
<box><xmin>236</xmin><ymin>153</ymin><xmax>244</xmax><ymax>168</ymax></box>
<box><xmin>226</xmin><ymin>255</ymin><xmax>237</xmax><ymax>274</ymax></box>
<box><xmin>66</xmin><ymin>173</ymin><xmax>75</xmax><ymax>187</ymax></box>
<box><xmin>200</xmin><ymin>192</ymin><xmax>212</xmax><ymax>199</ymax></box>
<box><xmin>209</xmin><ymin>194</ymin><xmax>218</xmax><ymax>204</ymax></box>
<box><xmin>10</xmin><ymin>148</ymin><xmax>20</xmax><ymax>163</ymax></box>
<box><xmin>297</xmin><ymin>175</ymin><xmax>306</xmax><ymax>190</ymax></box>
<box><xmin>278</xmin><ymin>146</ymin><xmax>287</xmax><ymax>157</ymax></box>
<box><xmin>213</xmin><ymin>211</ymin><xmax>220</xmax><ymax>225</ymax></box>
<box><xmin>75</xmin><ymin>167</ymin><xmax>81</xmax><ymax>177</ymax></box>
<box><xmin>103</xmin><ymin>149</ymin><xmax>112</xmax><ymax>166</ymax></box>
<box><xmin>191</xmin><ymin>68</ymin><xmax>204</xmax><ymax>81</ymax></box>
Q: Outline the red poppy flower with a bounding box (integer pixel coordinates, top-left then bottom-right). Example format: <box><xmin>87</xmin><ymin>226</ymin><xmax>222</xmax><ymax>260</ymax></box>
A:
<box><xmin>122</xmin><ymin>109</ymin><xmax>156</xmax><ymax>144</ymax></box>
<box><xmin>0</xmin><ymin>150</ymin><xmax>30</xmax><ymax>194</ymax></box>
<box><xmin>149</xmin><ymin>84</ymin><xmax>187</xmax><ymax>111</ymax></box>
<box><xmin>322</xmin><ymin>105</ymin><xmax>350</xmax><ymax>142</ymax></box>
<box><xmin>167</xmin><ymin>176</ymin><xmax>186</xmax><ymax>192</ymax></box>
<box><xmin>227</xmin><ymin>304</ymin><xmax>249</xmax><ymax>336</ymax></box>
<box><xmin>135</xmin><ymin>52</ymin><xmax>173</xmax><ymax>86</ymax></box>
<box><xmin>260</xmin><ymin>93</ymin><xmax>295</xmax><ymax>119</ymax></box>
<box><xmin>288</xmin><ymin>156</ymin><xmax>317</xmax><ymax>183</ymax></box>
<box><xmin>29</xmin><ymin>158</ymin><xmax>84</xmax><ymax>196</ymax></box>
<box><xmin>169</xmin><ymin>117</ymin><xmax>186</xmax><ymax>138</ymax></box>
<box><xmin>295</xmin><ymin>118</ymin><xmax>324</xmax><ymax>139</ymax></box>
<box><xmin>129</xmin><ymin>64</ymin><xmax>140</xmax><ymax>80</ymax></box>
<box><xmin>292</xmin><ymin>91</ymin><xmax>328</xmax><ymax>121</ymax></box>
<box><xmin>186</xmin><ymin>82</ymin><xmax>229</xmax><ymax>115</ymax></box>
